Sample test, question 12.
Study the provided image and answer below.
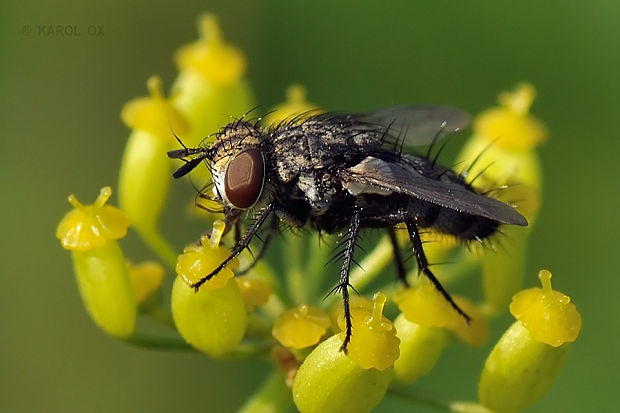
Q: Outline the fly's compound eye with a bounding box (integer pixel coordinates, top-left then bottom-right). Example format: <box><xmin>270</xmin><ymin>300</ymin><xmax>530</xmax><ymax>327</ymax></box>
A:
<box><xmin>224</xmin><ymin>148</ymin><xmax>266</xmax><ymax>209</ymax></box>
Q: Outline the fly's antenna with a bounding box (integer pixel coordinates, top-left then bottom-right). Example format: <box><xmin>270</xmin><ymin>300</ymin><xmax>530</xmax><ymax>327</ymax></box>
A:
<box><xmin>167</xmin><ymin>123</ymin><xmax>212</xmax><ymax>179</ymax></box>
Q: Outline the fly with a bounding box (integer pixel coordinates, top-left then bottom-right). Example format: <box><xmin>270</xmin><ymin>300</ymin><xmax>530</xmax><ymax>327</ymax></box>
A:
<box><xmin>168</xmin><ymin>106</ymin><xmax>528</xmax><ymax>352</ymax></box>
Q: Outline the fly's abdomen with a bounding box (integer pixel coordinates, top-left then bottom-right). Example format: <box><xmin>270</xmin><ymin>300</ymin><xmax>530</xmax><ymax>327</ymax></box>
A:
<box><xmin>408</xmin><ymin>198</ymin><xmax>500</xmax><ymax>241</ymax></box>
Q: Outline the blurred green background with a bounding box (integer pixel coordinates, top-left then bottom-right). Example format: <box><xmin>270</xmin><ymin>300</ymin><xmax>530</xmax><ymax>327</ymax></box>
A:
<box><xmin>1</xmin><ymin>1</ymin><xmax>618</xmax><ymax>412</ymax></box>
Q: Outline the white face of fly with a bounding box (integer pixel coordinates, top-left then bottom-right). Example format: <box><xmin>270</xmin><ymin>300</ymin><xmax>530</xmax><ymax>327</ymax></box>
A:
<box><xmin>210</xmin><ymin>158</ymin><xmax>230</xmax><ymax>207</ymax></box>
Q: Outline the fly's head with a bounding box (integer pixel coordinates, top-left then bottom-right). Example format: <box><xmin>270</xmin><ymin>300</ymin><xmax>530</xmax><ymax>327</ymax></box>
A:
<box><xmin>168</xmin><ymin>121</ymin><xmax>270</xmax><ymax>212</ymax></box>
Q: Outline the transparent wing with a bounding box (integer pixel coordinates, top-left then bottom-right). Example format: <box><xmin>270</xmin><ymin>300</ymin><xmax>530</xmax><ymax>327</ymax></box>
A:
<box><xmin>340</xmin><ymin>157</ymin><xmax>527</xmax><ymax>226</ymax></box>
<box><xmin>357</xmin><ymin>105</ymin><xmax>470</xmax><ymax>147</ymax></box>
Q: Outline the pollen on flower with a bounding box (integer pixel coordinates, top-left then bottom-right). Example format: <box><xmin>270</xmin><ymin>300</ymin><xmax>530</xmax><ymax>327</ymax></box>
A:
<box><xmin>510</xmin><ymin>269</ymin><xmax>582</xmax><ymax>347</ymax></box>
<box><xmin>330</xmin><ymin>295</ymin><xmax>374</xmax><ymax>332</ymax></box>
<box><xmin>272</xmin><ymin>305</ymin><xmax>330</xmax><ymax>349</ymax></box>
<box><xmin>121</xmin><ymin>76</ymin><xmax>188</xmax><ymax>141</ymax></box>
<box><xmin>56</xmin><ymin>187</ymin><xmax>129</xmax><ymax>251</ymax></box>
<box><xmin>473</xmin><ymin>83</ymin><xmax>547</xmax><ymax>151</ymax></box>
<box><xmin>175</xmin><ymin>232</ymin><xmax>238</xmax><ymax>290</ymax></box>
<box><xmin>175</xmin><ymin>14</ymin><xmax>246</xmax><ymax>85</ymax></box>
<box><xmin>394</xmin><ymin>278</ymin><xmax>461</xmax><ymax>327</ymax></box>
<box><xmin>344</xmin><ymin>292</ymin><xmax>400</xmax><ymax>371</ymax></box>
<box><xmin>128</xmin><ymin>261</ymin><xmax>165</xmax><ymax>304</ymax></box>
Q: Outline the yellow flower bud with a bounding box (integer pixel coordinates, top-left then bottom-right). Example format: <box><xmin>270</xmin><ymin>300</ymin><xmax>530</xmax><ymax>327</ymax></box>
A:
<box><xmin>171</xmin><ymin>14</ymin><xmax>254</xmax><ymax>157</ymax></box>
<box><xmin>119</xmin><ymin>77</ymin><xmax>188</xmax><ymax>241</ymax></box>
<box><xmin>344</xmin><ymin>292</ymin><xmax>400</xmax><ymax>371</ymax></box>
<box><xmin>474</xmin><ymin>83</ymin><xmax>547</xmax><ymax>152</ymax></box>
<box><xmin>272</xmin><ymin>305</ymin><xmax>330</xmax><ymax>349</ymax></box>
<box><xmin>171</xmin><ymin>275</ymin><xmax>246</xmax><ymax>357</ymax></box>
<box><xmin>263</xmin><ymin>85</ymin><xmax>321</xmax><ymax>126</ymax></box>
<box><xmin>128</xmin><ymin>261</ymin><xmax>165</xmax><ymax>305</ymax></box>
<box><xmin>456</xmin><ymin>84</ymin><xmax>546</xmax><ymax>315</ymax></box>
<box><xmin>394</xmin><ymin>278</ymin><xmax>460</xmax><ymax>327</ymax></box>
<box><xmin>175</xmin><ymin>221</ymin><xmax>238</xmax><ymax>291</ymax></box>
<box><xmin>478</xmin><ymin>270</ymin><xmax>581</xmax><ymax>412</ymax></box>
<box><xmin>292</xmin><ymin>334</ymin><xmax>393</xmax><ymax>413</ymax></box>
<box><xmin>458</xmin><ymin>83</ymin><xmax>545</xmax><ymax>217</ymax></box>
<box><xmin>171</xmin><ymin>222</ymin><xmax>246</xmax><ymax>356</ymax></box>
<box><xmin>393</xmin><ymin>314</ymin><xmax>448</xmax><ymax>385</ymax></box>
<box><xmin>478</xmin><ymin>321</ymin><xmax>570</xmax><ymax>413</ymax></box>
<box><xmin>510</xmin><ymin>269</ymin><xmax>581</xmax><ymax>347</ymax></box>
<box><xmin>56</xmin><ymin>187</ymin><xmax>129</xmax><ymax>251</ymax></box>
<box><xmin>56</xmin><ymin>187</ymin><xmax>136</xmax><ymax>337</ymax></box>
<box><xmin>235</xmin><ymin>276</ymin><xmax>272</xmax><ymax>312</ymax></box>
<box><xmin>330</xmin><ymin>295</ymin><xmax>373</xmax><ymax>332</ymax></box>
<box><xmin>446</xmin><ymin>296</ymin><xmax>489</xmax><ymax>347</ymax></box>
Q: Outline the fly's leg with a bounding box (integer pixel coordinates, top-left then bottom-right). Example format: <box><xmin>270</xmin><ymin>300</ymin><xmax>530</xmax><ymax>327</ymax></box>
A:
<box><xmin>404</xmin><ymin>216</ymin><xmax>470</xmax><ymax>322</ymax></box>
<box><xmin>336</xmin><ymin>208</ymin><xmax>361</xmax><ymax>353</ymax></box>
<box><xmin>191</xmin><ymin>203</ymin><xmax>275</xmax><ymax>290</ymax></box>
<box><xmin>387</xmin><ymin>226</ymin><xmax>409</xmax><ymax>287</ymax></box>
<box><xmin>237</xmin><ymin>215</ymin><xmax>279</xmax><ymax>275</ymax></box>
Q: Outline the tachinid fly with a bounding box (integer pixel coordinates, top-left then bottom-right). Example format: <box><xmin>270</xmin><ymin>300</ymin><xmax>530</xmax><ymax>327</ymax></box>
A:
<box><xmin>168</xmin><ymin>106</ymin><xmax>528</xmax><ymax>351</ymax></box>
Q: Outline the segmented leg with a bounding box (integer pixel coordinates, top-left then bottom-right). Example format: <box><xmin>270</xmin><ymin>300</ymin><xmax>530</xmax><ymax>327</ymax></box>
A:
<box><xmin>404</xmin><ymin>216</ymin><xmax>470</xmax><ymax>322</ymax></box>
<box><xmin>337</xmin><ymin>208</ymin><xmax>361</xmax><ymax>353</ymax></box>
<box><xmin>191</xmin><ymin>203</ymin><xmax>275</xmax><ymax>290</ymax></box>
<box><xmin>237</xmin><ymin>214</ymin><xmax>279</xmax><ymax>275</ymax></box>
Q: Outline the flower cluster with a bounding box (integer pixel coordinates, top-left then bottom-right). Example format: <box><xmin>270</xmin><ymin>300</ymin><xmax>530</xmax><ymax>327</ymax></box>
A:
<box><xmin>56</xmin><ymin>15</ymin><xmax>581</xmax><ymax>413</ymax></box>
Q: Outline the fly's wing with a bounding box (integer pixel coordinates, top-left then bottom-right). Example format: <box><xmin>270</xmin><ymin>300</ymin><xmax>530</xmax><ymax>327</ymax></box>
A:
<box><xmin>357</xmin><ymin>105</ymin><xmax>471</xmax><ymax>147</ymax></box>
<box><xmin>340</xmin><ymin>157</ymin><xmax>527</xmax><ymax>226</ymax></box>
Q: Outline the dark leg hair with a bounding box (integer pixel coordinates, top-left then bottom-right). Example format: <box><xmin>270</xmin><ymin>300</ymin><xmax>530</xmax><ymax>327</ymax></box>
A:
<box><xmin>404</xmin><ymin>216</ymin><xmax>470</xmax><ymax>322</ymax></box>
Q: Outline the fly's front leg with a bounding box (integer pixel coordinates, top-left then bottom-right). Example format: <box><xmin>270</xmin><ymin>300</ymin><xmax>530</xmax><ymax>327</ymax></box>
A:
<box><xmin>237</xmin><ymin>214</ymin><xmax>279</xmax><ymax>275</ymax></box>
<box><xmin>191</xmin><ymin>203</ymin><xmax>275</xmax><ymax>290</ymax></box>
<box><xmin>404</xmin><ymin>216</ymin><xmax>470</xmax><ymax>322</ymax></box>
<box><xmin>336</xmin><ymin>208</ymin><xmax>361</xmax><ymax>353</ymax></box>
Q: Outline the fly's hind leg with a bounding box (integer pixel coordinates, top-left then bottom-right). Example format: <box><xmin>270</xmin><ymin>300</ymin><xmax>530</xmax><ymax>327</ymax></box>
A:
<box><xmin>386</xmin><ymin>226</ymin><xmax>409</xmax><ymax>287</ymax></box>
<box><xmin>404</xmin><ymin>216</ymin><xmax>470</xmax><ymax>322</ymax></box>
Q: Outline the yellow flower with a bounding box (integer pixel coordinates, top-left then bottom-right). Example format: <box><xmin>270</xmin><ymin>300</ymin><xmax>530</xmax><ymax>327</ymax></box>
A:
<box><xmin>128</xmin><ymin>261</ymin><xmax>165</xmax><ymax>305</ymax></box>
<box><xmin>56</xmin><ymin>187</ymin><xmax>136</xmax><ymax>337</ymax></box>
<box><xmin>393</xmin><ymin>314</ymin><xmax>448</xmax><ymax>385</ymax></box>
<box><xmin>457</xmin><ymin>83</ymin><xmax>547</xmax><ymax>314</ymax></box>
<box><xmin>478</xmin><ymin>270</ymin><xmax>581</xmax><ymax>413</ymax></box>
<box><xmin>292</xmin><ymin>334</ymin><xmax>393</xmax><ymax>413</ymax></box>
<box><xmin>263</xmin><ymin>84</ymin><xmax>321</xmax><ymax>126</ymax></box>
<box><xmin>446</xmin><ymin>296</ymin><xmax>489</xmax><ymax>347</ymax></box>
<box><xmin>171</xmin><ymin>14</ymin><xmax>255</xmax><ymax>154</ymax></box>
<box><xmin>394</xmin><ymin>278</ymin><xmax>461</xmax><ymax>327</ymax></box>
<box><xmin>56</xmin><ymin>187</ymin><xmax>129</xmax><ymax>251</ymax></box>
<box><xmin>510</xmin><ymin>269</ymin><xmax>581</xmax><ymax>347</ymax></box>
<box><xmin>171</xmin><ymin>221</ymin><xmax>246</xmax><ymax>356</ymax></box>
<box><xmin>119</xmin><ymin>77</ymin><xmax>187</xmax><ymax>267</ymax></box>
<box><xmin>272</xmin><ymin>305</ymin><xmax>330</xmax><ymax>349</ymax></box>
<box><xmin>342</xmin><ymin>292</ymin><xmax>400</xmax><ymax>371</ymax></box>
<box><xmin>235</xmin><ymin>276</ymin><xmax>272</xmax><ymax>312</ymax></box>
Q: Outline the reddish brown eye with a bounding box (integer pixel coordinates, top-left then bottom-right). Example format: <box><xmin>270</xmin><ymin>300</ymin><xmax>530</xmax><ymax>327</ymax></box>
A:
<box><xmin>224</xmin><ymin>148</ymin><xmax>265</xmax><ymax>209</ymax></box>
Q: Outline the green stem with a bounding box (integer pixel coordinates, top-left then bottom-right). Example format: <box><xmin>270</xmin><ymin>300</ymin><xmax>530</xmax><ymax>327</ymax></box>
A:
<box><xmin>138</xmin><ymin>227</ymin><xmax>179</xmax><ymax>270</ymax></box>
<box><xmin>237</xmin><ymin>370</ymin><xmax>294</xmax><ymax>413</ymax></box>
<box><xmin>305</xmin><ymin>233</ymin><xmax>331</xmax><ymax>303</ymax></box>
<box><xmin>286</xmin><ymin>234</ymin><xmax>307</xmax><ymax>305</ymax></box>
<box><xmin>387</xmin><ymin>389</ymin><xmax>493</xmax><ymax>413</ymax></box>
<box><xmin>123</xmin><ymin>332</ymin><xmax>193</xmax><ymax>351</ymax></box>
